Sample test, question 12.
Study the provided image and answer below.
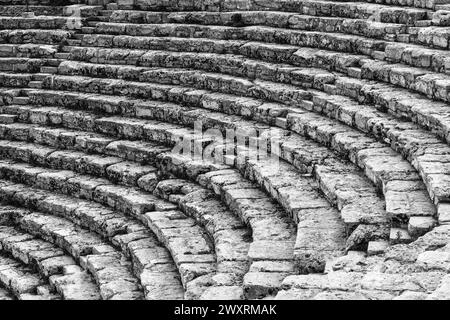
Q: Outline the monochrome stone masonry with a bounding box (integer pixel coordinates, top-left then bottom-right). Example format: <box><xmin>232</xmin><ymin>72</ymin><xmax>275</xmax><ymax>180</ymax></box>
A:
<box><xmin>1</xmin><ymin>0</ymin><xmax>450</xmax><ymax>301</ymax></box>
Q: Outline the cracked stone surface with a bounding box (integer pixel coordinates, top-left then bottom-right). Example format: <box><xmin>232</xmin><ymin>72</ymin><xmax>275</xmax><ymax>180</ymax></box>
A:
<box><xmin>0</xmin><ymin>0</ymin><xmax>450</xmax><ymax>300</ymax></box>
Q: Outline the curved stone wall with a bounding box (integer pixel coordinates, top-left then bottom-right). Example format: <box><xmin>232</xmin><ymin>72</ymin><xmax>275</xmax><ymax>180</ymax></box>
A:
<box><xmin>0</xmin><ymin>0</ymin><xmax>449</xmax><ymax>300</ymax></box>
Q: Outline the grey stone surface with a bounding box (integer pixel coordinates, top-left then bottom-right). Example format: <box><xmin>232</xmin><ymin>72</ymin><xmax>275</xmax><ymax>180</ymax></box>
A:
<box><xmin>1</xmin><ymin>0</ymin><xmax>450</xmax><ymax>301</ymax></box>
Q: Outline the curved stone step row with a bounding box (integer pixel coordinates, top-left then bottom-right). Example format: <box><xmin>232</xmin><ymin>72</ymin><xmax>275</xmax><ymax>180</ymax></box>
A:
<box><xmin>0</xmin><ymin>29</ymin><xmax>74</xmax><ymax>45</ymax></box>
<box><xmin>192</xmin><ymin>171</ymin><xmax>298</xmax><ymax>298</ymax></box>
<box><xmin>384</xmin><ymin>42</ymin><xmax>450</xmax><ymax>74</ymax></box>
<box><xmin>154</xmin><ymin>178</ymin><xmax>260</xmax><ymax>298</ymax></box>
<box><xmin>0</xmin><ymin>95</ymin><xmax>348</xmax><ymax>276</ymax></box>
<box><xmin>114</xmin><ymin>0</ymin><xmax>430</xmax><ymax>25</ymax></box>
<box><xmin>0</xmin><ymin>181</ymin><xmax>147</xmax><ymax>299</ymax></box>
<box><xmin>0</xmin><ymin>97</ymin><xmax>371</xmax><ymax>243</ymax></box>
<box><xmin>105</xmin><ymin>11</ymin><xmax>407</xmax><ymax>40</ymax></box>
<box><xmin>40</xmin><ymin>60</ymin><xmax>439</xmax><ymax>222</ymax></box>
<box><xmin>60</xmin><ymin>44</ymin><xmax>450</xmax><ymax>143</ymax></box>
<box><xmin>0</xmin><ymin>122</ymin><xmax>170</xmax><ymax>168</ymax></box>
<box><xmin>0</xmin><ymin>17</ymin><xmax>72</xmax><ymax>30</ymax></box>
<box><xmin>0</xmin><ymin>220</ymin><xmax>101</xmax><ymax>300</ymax></box>
<box><xmin>0</xmin><ymin>58</ymin><xmax>45</xmax><ymax>73</ymax></box>
<box><xmin>141</xmin><ymin>208</ymin><xmax>221</xmax><ymax>299</ymax></box>
<box><xmin>74</xmin><ymin>26</ymin><xmax>447</xmax><ymax>109</ymax></box>
<box><xmin>57</xmin><ymin>40</ymin><xmax>446</xmax><ymax>178</ymax></box>
<box><xmin>0</xmin><ymin>250</ymin><xmax>58</xmax><ymax>300</ymax></box>
<box><xmin>0</xmin><ymin>168</ymin><xmax>185</xmax><ymax>300</ymax></box>
<box><xmin>0</xmin><ymin>114</ymin><xmax>293</xmax><ymax>298</ymax></box>
<box><xmin>0</xmin><ymin>72</ymin><xmax>35</xmax><ymax>88</ymax></box>
<box><xmin>0</xmin><ymin>94</ymin><xmax>384</xmax><ymax>239</ymax></box>
<box><xmin>157</xmin><ymin>150</ymin><xmax>349</xmax><ymax>276</ymax></box>
<box><xmin>0</xmin><ymin>6</ymin><xmax>66</xmax><ymax>17</ymax></box>
<box><xmin>0</xmin><ymin>87</ymin><xmax>415</xmax><ymax>241</ymax></box>
<box><xmin>66</xmin><ymin>35</ymin><xmax>450</xmax><ymax>115</ymax></box>
<box><xmin>0</xmin><ymin>156</ymin><xmax>233</xmax><ymax>299</ymax></box>
<box><xmin>276</xmin><ymin>221</ymin><xmax>450</xmax><ymax>299</ymax></box>
<box><xmin>0</xmin><ymin>117</ymin><xmax>339</xmax><ymax>280</ymax></box>
<box><xmin>0</xmin><ymin>132</ymin><xmax>159</xmax><ymax>190</ymax></box>
<box><xmin>0</xmin><ymin>74</ymin><xmax>428</xmax><ymax>235</ymax></box>
<box><xmin>69</xmin><ymin>34</ymin><xmax>450</xmax><ymax>138</ymax></box>
<box><xmin>0</xmin><ymin>155</ymin><xmax>247</xmax><ymax>294</ymax></box>
<box><xmin>91</xmin><ymin>22</ymin><xmax>387</xmax><ymax>57</ymax></box>
<box><xmin>363</xmin><ymin>0</ymin><xmax>446</xmax><ymax>10</ymax></box>
<box><xmin>154</xmin><ymin>153</ymin><xmax>346</xmax><ymax>283</ymax></box>
<box><xmin>0</xmin><ymin>115</ymin><xmax>301</xmax><ymax>298</ymax></box>
<box><xmin>33</xmin><ymin>68</ymin><xmax>428</xmax><ymax>231</ymax></box>
<box><xmin>22</xmin><ymin>86</ymin><xmax>432</xmax><ymax>239</ymax></box>
<box><xmin>409</xmin><ymin>25</ymin><xmax>450</xmax><ymax>50</ymax></box>
<box><xmin>58</xmin><ymin>56</ymin><xmax>335</xmax><ymax>92</ymax></box>
<box><xmin>0</xmin><ymin>44</ymin><xmax>58</xmax><ymax>59</ymax></box>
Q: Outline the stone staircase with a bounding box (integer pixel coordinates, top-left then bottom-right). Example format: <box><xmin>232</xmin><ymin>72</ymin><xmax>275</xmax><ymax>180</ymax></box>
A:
<box><xmin>0</xmin><ymin>0</ymin><xmax>450</xmax><ymax>300</ymax></box>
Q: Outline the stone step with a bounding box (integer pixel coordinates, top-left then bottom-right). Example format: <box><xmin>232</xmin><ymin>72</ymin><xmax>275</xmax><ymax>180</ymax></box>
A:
<box><xmin>66</xmin><ymin>39</ymin><xmax>82</xmax><ymax>46</ymax></box>
<box><xmin>0</xmin><ymin>44</ymin><xmax>57</xmax><ymax>59</ymax></box>
<box><xmin>55</xmin><ymin>47</ymin><xmax>450</xmax><ymax>146</ymax></box>
<box><xmin>54</xmin><ymin>53</ymin><xmax>70</xmax><ymax>60</ymax></box>
<box><xmin>141</xmin><ymin>208</ymin><xmax>225</xmax><ymax>298</ymax></box>
<box><xmin>0</xmin><ymin>98</ymin><xmax>392</xmax><ymax>241</ymax></box>
<box><xmin>57</xmin><ymin>57</ymin><xmax>335</xmax><ymax>92</ymax></box>
<box><xmin>0</xmin><ymin>145</ymin><xmax>251</xmax><ymax>298</ymax></box>
<box><xmin>41</xmin><ymin>73</ymin><xmax>311</xmax><ymax>110</ymax></box>
<box><xmin>114</xmin><ymin>0</ymin><xmax>431</xmax><ymax>23</ymax></box>
<box><xmin>0</xmin><ymin>182</ymin><xmax>145</xmax><ymax>300</ymax></box>
<box><xmin>0</xmin><ymin>57</ymin><xmax>45</xmax><ymax>73</ymax></box>
<box><xmin>0</xmin><ymin>80</ymin><xmax>436</xmax><ymax>235</ymax></box>
<box><xmin>154</xmin><ymin>178</ymin><xmax>251</xmax><ymax>299</ymax></box>
<box><xmin>371</xmin><ymin>0</ymin><xmax>449</xmax><ymax>10</ymax></box>
<box><xmin>0</xmin><ymin>252</ymin><xmax>54</xmax><ymax>299</ymax></box>
<box><xmin>92</xmin><ymin>22</ymin><xmax>386</xmax><ymax>55</ymax></box>
<box><xmin>0</xmin><ymin>170</ymin><xmax>185</xmax><ymax>299</ymax></box>
<box><xmin>11</xmin><ymin>96</ymin><xmax>29</xmax><ymax>105</ymax></box>
<box><xmin>32</xmin><ymin>73</ymin><xmax>51</xmax><ymax>81</ymax></box>
<box><xmin>0</xmin><ymin>5</ymin><xmax>65</xmax><ymax>17</ymax></box>
<box><xmin>385</xmin><ymin>41</ymin><xmax>450</xmax><ymax>73</ymax></box>
<box><xmin>0</xmin><ymin>119</ymin><xmax>171</xmax><ymax>166</ymax></box>
<box><xmin>0</xmin><ymin>114</ymin><xmax>17</xmax><ymax>124</ymax></box>
<box><xmin>28</xmin><ymin>81</ymin><xmax>42</xmax><ymax>89</ymax></box>
<box><xmin>20</xmin><ymin>69</ymin><xmax>428</xmax><ymax>232</ymax></box>
<box><xmin>26</xmin><ymin>55</ymin><xmax>444</xmax><ymax>224</ymax></box>
<box><xmin>408</xmin><ymin>25</ymin><xmax>450</xmax><ymax>49</ymax></box>
<box><xmin>0</xmin><ymin>16</ymin><xmax>70</xmax><ymax>30</ymax></box>
<box><xmin>106</xmin><ymin>12</ymin><xmax>407</xmax><ymax>40</ymax></box>
<box><xmin>0</xmin><ymin>72</ymin><xmax>33</xmax><ymax>88</ymax></box>
<box><xmin>61</xmin><ymin>45</ymin><xmax>450</xmax><ymax>139</ymax></box>
<box><xmin>0</xmin><ymin>90</ymin><xmax>426</xmax><ymax>240</ymax></box>
<box><xmin>0</xmin><ymin>139</ymin><xmax>158</xmax><ymax>189</ymax></box>
<box><xmin>0</xmin><ymin>0</ymin><xmax>62</xmax><ymax>5</ymax></box>
<box><xmin>276</xmin><ymin>269</ymin><xmax>445</xmax><ymax>299</ymax></box>
<box><xmin>0</xmin><ymin>29</ymin><xmax>73</xmax><ymax>45</ymax></box>
<box><xmin>0</xmin><ymin>222</ymin><xmax>101</xmax><ymax>300</ymax></box>
<box><xmin>40</xmin><ymin>66</ymin><xmax>58</xmax><ymax>74</ymax></box>
<box><xmin>194</xmin><ymin>170</ymin><xmax>297</xmax><ymax>298</ymax></box>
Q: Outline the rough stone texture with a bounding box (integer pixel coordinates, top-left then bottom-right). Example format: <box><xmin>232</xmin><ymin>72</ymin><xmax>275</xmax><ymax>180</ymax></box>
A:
<box><xmin>0</xmin><ymin>0</ymin><xmax>450</xmax><ymax>300</ymax></box>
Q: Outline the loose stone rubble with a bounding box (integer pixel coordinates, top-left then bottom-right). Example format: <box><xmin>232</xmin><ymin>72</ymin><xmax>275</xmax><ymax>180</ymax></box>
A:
<box><xmin>0</xmin><ymin>0</ymin><xmax>450</xmax><ymax>300</ymax></box>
